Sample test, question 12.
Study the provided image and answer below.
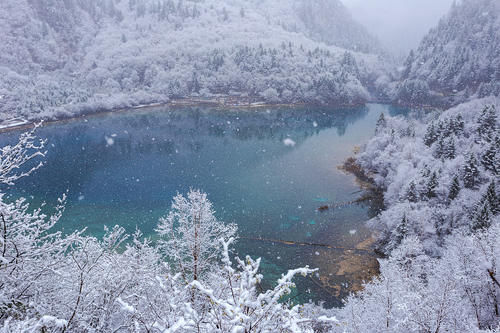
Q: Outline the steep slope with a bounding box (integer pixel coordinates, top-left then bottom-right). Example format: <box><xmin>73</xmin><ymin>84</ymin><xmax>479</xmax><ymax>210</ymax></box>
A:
<box><xmin>334</xmin><ymin>96</ymin><xmax>500</xmax><ymax>332</ymax></box>
<box><xmin>0</xmin><ymin>0</ymin><xmax>387</xmax><ymax>121</ymax></box>
<box><xmin>293</xmin><ymin>0</ymin><xmax>381</xmax><ymax>54</ymax></box>
<box><xmin>394</xmin><ymin>0</ymin><xmax>500</xmax><ymax>106</ymax></box>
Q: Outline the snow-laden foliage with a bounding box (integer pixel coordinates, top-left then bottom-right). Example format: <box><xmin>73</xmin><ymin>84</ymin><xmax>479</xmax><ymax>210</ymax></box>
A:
<box><xmin>0</xmin><ymin>129</ymin><xmax>319</xmax><ymax>332</ymax></box>
<box><xmin>358</xmin><ymin>97</ymin><xmax>499</xmax><ymax>255</ymax></box>
<box><xmin>0</xmin><ymin>123</ymin><xmax>46</xmax><ymax>185</ymax></box>
<box><xmin>394</xmin><ymin>0</ymin><xmax>500</xmax><ymax>106</ymax></box>
<box><xmin>333</xmin><ymin>98</ymin><xmax>500</xmax><ymax>332</ymax></box>
<box><xmin>0</xmin><ymin>0</ymin><xmax>387</xmax><ymax>121</ymax></box>
<box><xmin>156</xmin><ymin>190</ymin><xmax>237</xmax><ymax>282</ymax></box>
<box><xmin>337</xmin><ymin>228</ymin><xmax>500</xmax><ymax>332</ymax></box>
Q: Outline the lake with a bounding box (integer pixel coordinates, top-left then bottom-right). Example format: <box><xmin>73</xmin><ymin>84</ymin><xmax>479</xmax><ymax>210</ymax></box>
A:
<box><xmin>0</xmin><ymin>103</ymin><xmax>410</xmax><ymax>307</ymax></box>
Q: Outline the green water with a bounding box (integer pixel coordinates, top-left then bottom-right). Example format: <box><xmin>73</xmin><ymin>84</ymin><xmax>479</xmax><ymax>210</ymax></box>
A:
<box><xmin>0</xmin><ymin>103</ymin><xmax>410</xmax><ymax>307</ymax></box>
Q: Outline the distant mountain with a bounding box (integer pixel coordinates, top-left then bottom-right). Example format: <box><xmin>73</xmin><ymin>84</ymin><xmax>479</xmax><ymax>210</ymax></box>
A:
<box><xmin>0</xmin><ymin>0</ymin><xmax>386</xmax><ymax>121</ymax></box>
<box><xmin>394</xmin><ymin>0</ymin><xmax>500</xmax><ymax>107</ymax></box>
<box><xmin>286</xmin><ymin>0</ymin><xmax>382</xmax><ymax>54</ymax></box>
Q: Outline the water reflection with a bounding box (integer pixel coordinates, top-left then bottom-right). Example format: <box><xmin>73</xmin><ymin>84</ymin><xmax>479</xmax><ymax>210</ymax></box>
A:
<box><xmin>0</xmin><ymin>104</ymin><xmax>408</xmax><ymax>307</ymax></box>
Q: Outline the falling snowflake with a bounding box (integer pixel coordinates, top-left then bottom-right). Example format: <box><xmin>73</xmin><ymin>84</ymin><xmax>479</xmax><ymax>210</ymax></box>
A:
<box><xmin>283</xmin><ymin>138</ymin><xmax>296</xmax><ymax>147</ymax></box>
<box><xmin>105</xmin><ymin>136</ymin><xmax>114</xmax><ymax>147</ymax></box>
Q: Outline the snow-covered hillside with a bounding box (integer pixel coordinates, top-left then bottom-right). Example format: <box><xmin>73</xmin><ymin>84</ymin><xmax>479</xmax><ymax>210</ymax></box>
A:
<box><xmin>394</xmin><ymin>0</ymin><xmax>500</xmax><ymax>106</ymax></box>
<box><xmin>327</xmin><ymin>97</ymin><xmax>500</xmax><ymax>332</ymax></box>
<box><xmin>0</xmin><ymin>0</ymin><xmax>387</xmax><ymax>121</ymax></box>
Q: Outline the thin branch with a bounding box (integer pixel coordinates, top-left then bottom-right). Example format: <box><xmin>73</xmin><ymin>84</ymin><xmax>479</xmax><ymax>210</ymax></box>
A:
<box><xmin>488</xmin><ymin>269</ymin><xmax>500</xmax><ymax>288</ymax></box>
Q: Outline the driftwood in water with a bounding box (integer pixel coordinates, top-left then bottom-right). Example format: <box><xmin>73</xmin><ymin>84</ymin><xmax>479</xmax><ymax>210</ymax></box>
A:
<box><xmin>317</xmin><ymin>196</ymin><xmax>371</xmax><ymax>212</ymax></box>
<box><xmin>239</xmin><ymin>236</ymin><xmax>373</xmax><ymax>254</ymax></box>
<box><xmin>308</xmin><ymin>276</ymin><xmax>339</xmax><ymax>298</ymax></box>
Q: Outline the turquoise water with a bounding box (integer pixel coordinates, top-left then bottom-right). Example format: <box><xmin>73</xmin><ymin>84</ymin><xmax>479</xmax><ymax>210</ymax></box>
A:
<box><xmin>0</xmin><ymin>103</ymin><xmax>409</xmax><ymax>307</ymax></box>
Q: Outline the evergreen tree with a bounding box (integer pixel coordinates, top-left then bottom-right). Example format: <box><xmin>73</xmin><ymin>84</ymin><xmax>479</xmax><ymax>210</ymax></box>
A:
<box><xmin>437</xmin><ymin>121</ymin><xmax>446</xmax><ymax>137</ymax></box>
<box><xmin>390</xmin><ymin>213</ymin><xmax>409</xmax><ymax>250</ymax></box>
<box><xmin>425</xmin><ymin>171</ymin><xmax>439</xmax><ymax>199</ymax></box>
<box><xmin>434</xmin><ymin>135</ymin><xmax>445</xmax><ymax>158</ymax></box>
<box><xmin>406</xmin><ymin>181</ymin><xmax>419</xmax><ymax>203</ymax></box>
<box><xmin>455</xmin><ymin>114</ymin><xmax>465</xmax><ymax>134</ymax></box>
<box><xmin>463</xmin><ymin>154</ymin><xmax>480</xmax><ymax>189</ymax></box>
<box><xmin>433</xmin><ymin>211</ymin><xmax>449</xmax><ymax>239</ymax></box>
<box><xmin>444</xmin><ymin>137</ymin><xmax>456</xmax><ymax>159</ymax></box>
<box><xmin>477</xmin><ymin>105</ymin><xmax>497</xmax><ymax>142</ymax></box>
<box><xmin>481</xmin><ymin>139</ymin><xmax>498</xmax><ymax>175</ymax></box>
<box><xmin>448</xmin><ymin>175</ymin><xmax>461</xmax><ymax>201</ymax></box>
<box><xmin>424</xmin><ymin>122</ymin><xmax>438</xmax><ymax>147</ymax></box>
<box><xmin>420</xmin><ymin>165</ymin><xmax>431</xmax><ymax>179</ymax></box>
<box><xmin>484</xmin><ymin>180</ymin><xmax>499</xmax><ymax>215</ymax></box>
<box><xmin>472</xmin><ymin>201</ymin><xmax>491</xmax><ymax>232</ymax></box>
<box><xmin>375</xmin><ymin>113</ymin><xmax>387</xmax><ymax>134</ymax></box>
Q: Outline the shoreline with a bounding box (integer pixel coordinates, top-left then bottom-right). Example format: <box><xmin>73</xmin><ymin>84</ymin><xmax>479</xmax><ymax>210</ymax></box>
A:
<box><xmin>339</xmin><ymin>154</ymin><xmax>388</xmax><ymax>257</ymax></box>
<box><xmin>0</xmin><ymin>97</ymin><xmax>367</xmax><ymax>134</ymax></box>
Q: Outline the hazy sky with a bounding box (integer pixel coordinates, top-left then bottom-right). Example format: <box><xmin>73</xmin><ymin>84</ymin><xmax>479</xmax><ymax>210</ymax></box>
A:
<box><xmin>341</xmin><ymin>0</ymin><xmax>455</xmax><ymax>57</ymax></box>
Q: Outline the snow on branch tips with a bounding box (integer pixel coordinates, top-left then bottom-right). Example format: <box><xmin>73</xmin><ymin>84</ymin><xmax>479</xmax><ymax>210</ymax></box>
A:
<box><xmin>0</xmin><ymin>123</ymin><xmax>46</xmax><ymax>186</ymax></box>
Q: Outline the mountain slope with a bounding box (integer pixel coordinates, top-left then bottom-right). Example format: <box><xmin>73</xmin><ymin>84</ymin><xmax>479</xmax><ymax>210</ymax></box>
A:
<box><xmin>394</xmin><ymin>0</ymin><xmax>500</xmax><ymax>106</ymax></box>
<box><xmin>0</xmin><ymin>0</ymin><xmax>387</xmax><ymax>121</ymax></box>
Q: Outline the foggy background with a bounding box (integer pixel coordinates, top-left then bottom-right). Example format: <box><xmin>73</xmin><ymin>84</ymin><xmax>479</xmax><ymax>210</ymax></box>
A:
<box><xmin>342</xmin><ymin>0</ymin><xmax>455</xmax><ymax>57</ymax></box>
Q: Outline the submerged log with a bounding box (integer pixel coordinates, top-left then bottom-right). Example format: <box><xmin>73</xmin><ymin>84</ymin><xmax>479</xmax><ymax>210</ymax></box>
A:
<box><xmin>239</xmin><ymin>236</ymin><xmax>373</xmax><ymax>254</ymax></box>
<box><xmin>317</xmin><ymin>196</ymin><xmax>372</xmax><ymax>212</ymax></box>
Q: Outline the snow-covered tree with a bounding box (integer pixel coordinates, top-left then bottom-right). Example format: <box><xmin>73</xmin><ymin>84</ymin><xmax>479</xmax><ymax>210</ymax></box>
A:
<box><xmin>484</xmin><ymin>181</ymin><xmax>499</xmax><ymax>216</ymax></box>
<box><xmin>396</xmin><ymin>0</ymin><xmax>500</xmax><ymax>107</ymax></box>
<box><xmin>188</xmin><ymin>238</ymin><xmax>317</xmax><ymax>332</ymax></box>
<box><xmin>346</xmin><ymin>99</ymin><xmax>500</xmax><ymax>331</ymax></box>
<box><xmin>156</xmin><ymin>189</ymin><xmax>237</xmax><ymax>283</ymax></box>
<box><xmin>464</xmin><ymin>153</ymin><xmax>480</xmax><ymax>189</ymax></box>
<box><xmin>477</xmin><ymin>105</ymin><xmax>498</xmax><ymax>143</ymax></box>
<box><xmin>425</xmin><ymin>171</ymin><xmax>439</xmax><ymax>199</ymax></box>
<box><xmin>405</xmin><ymin>180</ymin><xmax>419</xmax><ymax>203</ymax></box>
<box><xmin>481</xmin><ymin>138</ymin><xmax>498</xmax><ymax>175</ymax></box>
<box><xmin>0</xmin><ymin>0</ymin><xmax>386</xmax><ymax>120</ymax></box>
<box><xmin>0</xmin><ymin>123</ymin><xmax>46</xmax><ymax>186</ymax></box>
<box><xmin>375</xmin><ymin>112</ymin><xmax>387</xmax><ymax>134</ymax></box>
<box><xmin>448</xmin><ymin>174</ymin><xmax>461</xmax><ymax>201</ymax></box>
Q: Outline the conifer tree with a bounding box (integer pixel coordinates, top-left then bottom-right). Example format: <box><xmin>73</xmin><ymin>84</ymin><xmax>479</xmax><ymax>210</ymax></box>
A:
<box><xmin>390</xmin><ymin>213</ymin><xmax>409</xmax><ymax>250</ymax></box>
<box><xmin>472</xmin><ymin>201</ymin><xmax>491</xmax><ymax>232</ymax></box>
<box><xmin>421</xmin><ymin>165</ymin><xmax>431</xmax><ymax>178</ymax></box>
<box><xmin>444</xmin><ymin>137</ymin><xmax>456</xmax><ymax>159</ymax></box>
<box><xmin>433</xmin><ymin>211</ymin><xmax>448</xmax><ymax>239</ymax></box>
<box><xmin>454</xmin><ymin>114</ymin><xmax>465</xmax><ymax>135</ymax></box>
<box><xmin>484</xmin><ymin>180</ymin><xmax>499</xmax><ymax>215</ymax></box>
<box><xmin>406</xmin><ymin>181</ymin><xmax>419</xmax><ymax>202</ymax></box>
<box><xmin>481</xmin><ymin>139</ymin><xmax>498</xmax><ymax>175</ymax></box>
<box><xmin>434</xmin><ymin>135</ymin><xmax>445</xmax><ymax>158</ymax></box>
<box><xmin>463</xmin><ymin>154</ymin><xmax>480</xmax><ymax>189</ymax></box>
<box><xmin>425</xmin><ymin>171</ymin><xmax>439</xmax><ymax>199</ymax></box>
<box><xmin>437</xmin><ymin>121</ymin><xmax>446</xmax><ymax>137</ymax></box>
<box><xmin>424</xmin><ymin>122</ymin><xmax>438</xmax><ymax>147</ymax></box>
<box><xmin>375</xmin><ymin>113</ymin><xmax>387</xmax><ymax>134</ymax></box>
<box><xmin>477</xmin><ymin>105</ymin><xmax>497</xmax><ymax>142</ymax></box>
<box><xmin>448</xmin><ymin>175</ymin><xmax>461</xmax><ymax>201</ymax></box>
